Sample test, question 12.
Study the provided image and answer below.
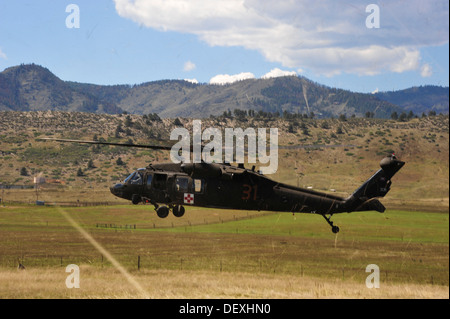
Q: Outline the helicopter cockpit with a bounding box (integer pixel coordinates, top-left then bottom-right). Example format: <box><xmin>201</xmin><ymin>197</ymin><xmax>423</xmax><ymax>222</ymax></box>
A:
<box><xmin>123</xmin><ymin>168</ymin><xmax>145</xmax><ymax>185</ymax></box>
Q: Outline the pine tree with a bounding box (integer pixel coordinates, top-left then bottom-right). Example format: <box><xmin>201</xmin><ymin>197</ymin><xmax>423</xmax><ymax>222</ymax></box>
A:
<box><xmin>116</xmin><ymin>157</ymin><xmax>124</xmax><ymax>166</ymax></box>
<box><xmin>20</xmin><ymin>167</ymin><xmax>28</xmax><ymax>176</ymax></box>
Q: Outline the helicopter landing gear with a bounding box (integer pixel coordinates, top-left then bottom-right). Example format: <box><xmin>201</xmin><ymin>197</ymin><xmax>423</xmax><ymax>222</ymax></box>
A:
<box><xmin>156</xmin><ymin>206</ymin><xmax>170</xmax><ymax>218</ymax></box>
<box><xmin>131</xmin><ymin>194</ymin><xmax>141</xmax><ymax>205</ymax></box>
<box><xmin>321</xmin><ymin>214</ymin><xmax>340</xmax><ymax>234</ymax></box>
<box><xmin>172</xmin><ymin>205</ymin><xmax>185</xmax><ymax>218</ymax></box>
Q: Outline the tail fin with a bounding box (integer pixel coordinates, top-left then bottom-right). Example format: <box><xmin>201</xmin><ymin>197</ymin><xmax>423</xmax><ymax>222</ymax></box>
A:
<box><xmin>344</xmin><ymin>155</ymin><xmax>405</xmax><ymax>213</ymax></box>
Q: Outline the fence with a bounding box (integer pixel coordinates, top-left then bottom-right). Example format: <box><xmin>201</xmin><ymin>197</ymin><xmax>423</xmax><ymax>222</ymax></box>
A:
<box><xmin>2</xmin><ymin>254</ymin><xmax>446</xmax><ymax>286</ymax></box>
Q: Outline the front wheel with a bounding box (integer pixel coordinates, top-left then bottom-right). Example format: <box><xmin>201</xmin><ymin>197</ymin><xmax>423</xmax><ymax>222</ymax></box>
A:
<box><xmin>156</xmin><ymin>206</ymin><xmax>169</xmax><ymax>218</ymax></box>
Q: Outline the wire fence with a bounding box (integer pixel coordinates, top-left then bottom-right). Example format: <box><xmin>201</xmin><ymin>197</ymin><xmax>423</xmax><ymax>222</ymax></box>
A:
<box><xmin>2</xmin><ymin>254</ymin><xmax>447</xmax><ymax>286</ymax></box>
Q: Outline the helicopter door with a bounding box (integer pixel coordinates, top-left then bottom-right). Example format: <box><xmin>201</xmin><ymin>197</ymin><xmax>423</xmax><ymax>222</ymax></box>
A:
<box><xmin>152</xmin><ymin>173</ymin><xmax>168</xmax><ymax>203</ymax></box>
<box><xmin>145</xmin><ymin>173</ymin><xmax>153</xmax><ymax>189</ymax></box>
<box><xmin>174</xmin><ymin>176</ymin><xmax>189</xmax><ymax>203</ymax></box>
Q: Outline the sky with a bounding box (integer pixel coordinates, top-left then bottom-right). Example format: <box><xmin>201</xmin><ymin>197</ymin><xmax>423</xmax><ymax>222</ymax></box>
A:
<box><xmin>0</xmin><ymin>0</ymin><xmax>448</xmax><ymax>93</ymax></box>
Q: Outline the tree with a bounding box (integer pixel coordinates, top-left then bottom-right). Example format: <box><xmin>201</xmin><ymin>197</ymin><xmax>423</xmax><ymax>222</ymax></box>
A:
<box><xmin>115</xmin><ymin>124</ymin><xmax>124</xmax><ymax>138</ymax></box>
<box><xmin>173</xmin><ymin>118</ymin><xmax>183</xmax><ymax>126</ymax></box>
<box><xmin>20</xmin><ymin>167</ymin><xmax>28</xmax><ymax>176</ymax></box>
<box><xmin>116</xmin><ymin>157</ymin><xmax>125</xmax><ymax>166</ymax></box>
<box><xmin>302</xmin><ymin>126</ymin><xmax>310</xmax><ymax>136</ymax></box>
<box><xmin>365</xmin><ymin>111</ymin><xmax>374</xmax><ymax>118</ymax></box>
<box><xmin>288</xmin><ymin>123</ymin><xmax>295</xmax><ymax>133</ymax></box>
<box><xmin>76</xmin><ymin>168</ymin><xmax>84</xmax><ymax>177</ymax></box>
<box><xmin>87</xmin><ymin>159</ymin><xmax>95</xmax><ymax>169</ymax></box>
<box><xmin>391</xmin><ymin>112</ymin><xmax>398</xmax><ymax>120</ymax></box>
<box><xmin>124</xmin><ymin>115</ymin><xmax>133</xmax><ymax>127</ymax></box>
<box><xmin>407</xmin><ymin>110</ymin><xmax>414</xmax><ymax>120</ymax></box>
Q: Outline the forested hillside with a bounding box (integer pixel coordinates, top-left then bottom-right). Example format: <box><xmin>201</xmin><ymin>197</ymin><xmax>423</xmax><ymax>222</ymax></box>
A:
<box><xmin>1</xmin><ymin>64</ymin><xmax>447</xmax><ymax>119</ymax></box>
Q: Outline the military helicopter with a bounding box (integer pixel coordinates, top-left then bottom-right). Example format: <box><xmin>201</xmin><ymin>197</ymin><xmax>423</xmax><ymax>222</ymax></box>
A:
<box><xmin>40</xmin><ymin>138</ymin><xmax>404</xmax><ymax>233</ymax></box>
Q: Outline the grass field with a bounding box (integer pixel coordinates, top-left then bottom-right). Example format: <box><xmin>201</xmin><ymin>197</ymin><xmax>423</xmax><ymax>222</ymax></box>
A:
<box><xmin>0</xmin><ymin>203</ymin><xmax>448</xmax><ymax>299</ymax></box>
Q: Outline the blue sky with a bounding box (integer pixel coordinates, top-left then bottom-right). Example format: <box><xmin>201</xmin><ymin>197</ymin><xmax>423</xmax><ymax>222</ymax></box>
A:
<box><xmin>0</xmin><ymin>0</ymin><xmax>448</xmax><ymax>93</ymax></box>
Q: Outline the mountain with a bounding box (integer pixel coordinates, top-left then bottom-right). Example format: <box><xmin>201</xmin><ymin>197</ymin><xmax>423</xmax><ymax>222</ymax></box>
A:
<box><xmin>374</xmin><ymin>86</ymin><xmax>449</xmax><ymax>115</ymax></box>
<box><xmin>1</xmin><ymin>64</ymin><xmax>447</xmax><ymax>118</ymax></box>
<box><xmin>0</xmin><ymin>64</ymin><xmax>123</xmax><ymax>114</ymax></box>
<box><xmin>68</xmin><ymin>75</ymin><xmax>403</xmax><ymax>118</ymax></box>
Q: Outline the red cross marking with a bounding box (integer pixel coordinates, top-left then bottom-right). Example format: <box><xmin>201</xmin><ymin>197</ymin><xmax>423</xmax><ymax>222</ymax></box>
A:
<box><xmin>184</xmin><ymin>193</ymin><xmax>194</xmax><ymax>204</ymax></box>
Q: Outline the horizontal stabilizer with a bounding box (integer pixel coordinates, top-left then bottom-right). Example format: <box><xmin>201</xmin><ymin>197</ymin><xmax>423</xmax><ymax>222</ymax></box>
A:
<box><xmin>354</xmin><ymin>198</ymin><xmax>386</xmax><ymax>213</ymax></box>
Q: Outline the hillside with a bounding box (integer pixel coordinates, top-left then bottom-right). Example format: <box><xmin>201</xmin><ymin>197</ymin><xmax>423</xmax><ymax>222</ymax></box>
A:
<box><xmin>68</xmin><ymin>76</ymin><xmax>402</xmax><ymax>118</ymax></box>
<box><xmin>2</xmin><ymin>64</ymin><xmax>447</xmax><ymax>119</ymax></box>
<box><xmin>0</xmin><ymin>64</ymin><xmax>123</xmax><ymax>114</ymax></box>
<box><xmin>375</xmin><ymin>86</ymin><xmax>449</xmax><ymax>115</ymax></box>
<box><xmin>0</xmin><ymin>111</ymin><xmax>448</xmax><ymax>211</ymax></box>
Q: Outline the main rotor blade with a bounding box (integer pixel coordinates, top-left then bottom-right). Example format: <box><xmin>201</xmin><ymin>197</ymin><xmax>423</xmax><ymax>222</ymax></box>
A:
<box><xmin>38</xmin><ymin>138</ymin><xmax>173</xmax><ymax>151</ymax></box>
<box><xmin>278</xmin><ymin>144</ymin><xmax>356</xmax><ymax>149</ymax></box>
<box><xmin>39</xmin><ymin>138</ymin><xmax>355</xmax><ymax>153</ymax></box>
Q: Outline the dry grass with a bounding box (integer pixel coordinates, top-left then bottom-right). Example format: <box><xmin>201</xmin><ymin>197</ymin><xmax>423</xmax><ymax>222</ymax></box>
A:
<box><xmin>1</xmin><ymin>266</ymin><xmax>447</xmax><ymax>299</ymax></box>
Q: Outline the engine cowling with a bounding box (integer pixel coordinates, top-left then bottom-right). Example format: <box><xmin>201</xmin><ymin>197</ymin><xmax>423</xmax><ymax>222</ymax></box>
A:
<box><xmin>181</xmin><ymin>162</ymin><xmax>223</xmax><ymax>178</ymax></box>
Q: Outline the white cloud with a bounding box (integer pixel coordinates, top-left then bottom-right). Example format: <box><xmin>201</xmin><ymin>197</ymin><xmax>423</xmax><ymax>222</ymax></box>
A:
<box><xmin>0</xmin><ymin>48</ymin><xmax>7</xmax><ymax>60</ymax></box>
<box><xmin>371</xmin><ymin>88</ymin><xmax>379</xmax><ymax>94</ymax></box>
<box><xmin>114</xmin><ymin>0</ymin><xmax>449</xmax><ymax>77</ymax></box>
<box><xmin>183</xmin><ymin>61</ymin><xmax>196</xmax><ymax>72</ymax></box>
<box><xmin>420</xmin><ymin>63</ymin><xmax>433</xmax><ymax>77</ymax></box>
<box><xmin>262</xmin><ymin>68</ymin><xmax>297</xmax><ymax>79</ymax></box>
<box><xmin>210</xmin><ymin>72</ymin><xmax>255</xmax><ymax>85</ymax></box>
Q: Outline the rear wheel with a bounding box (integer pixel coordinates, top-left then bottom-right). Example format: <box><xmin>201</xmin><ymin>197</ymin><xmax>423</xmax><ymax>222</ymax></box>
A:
<box><xmin>156</xmin><ymin>206</ymin><xmax>169</xmax><ymax>218</ymax></box>
<box><xmin>172</xmin><ymin>205</ymin><xmax>185</xmax><ymax>217</ymax></box>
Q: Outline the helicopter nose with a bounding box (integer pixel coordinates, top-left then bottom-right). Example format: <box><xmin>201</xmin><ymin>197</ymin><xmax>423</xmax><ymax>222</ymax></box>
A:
<box><xmin>110</xmin><ymin>183</ymin><xmax>124</xmax><ymax>197</ymax></box>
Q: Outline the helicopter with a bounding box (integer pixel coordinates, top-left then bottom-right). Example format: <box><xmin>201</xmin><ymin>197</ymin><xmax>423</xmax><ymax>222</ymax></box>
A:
<box><xmin>40</xmin><ymin>137</ymin><xmax>404</xmax><ymax>233</ymax></box>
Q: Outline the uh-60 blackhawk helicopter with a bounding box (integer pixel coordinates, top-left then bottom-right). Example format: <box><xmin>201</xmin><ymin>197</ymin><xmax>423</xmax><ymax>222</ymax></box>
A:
<box><xmin>40</xmin><ymin>137</ymin><xmax>404</xmax><ymax>233</ymax></box>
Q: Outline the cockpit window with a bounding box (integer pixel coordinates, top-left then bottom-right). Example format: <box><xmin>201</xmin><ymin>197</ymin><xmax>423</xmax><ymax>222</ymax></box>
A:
<box><xmin>124</xmin><ymin>171</ymin><xmax>143</xmax><ymax>185</ymax></box>
<box><xmin>130</xmin><ymin>171</ymin><xmax>143</xmax><ymax>185</ymax></box>
<box><xmin>175</xmin><ymin>177</ymin><xmax>189</xmax><ymax>192</ymax></box>
<box><xmin>124</xmin><ymin>172</ymin><xmax>135</xmax><ymax>184</ymax></box>
<box><xmin>147</xmin><ymin>174</ymin><xmax>153</xmax><ymax>186</ymax></box>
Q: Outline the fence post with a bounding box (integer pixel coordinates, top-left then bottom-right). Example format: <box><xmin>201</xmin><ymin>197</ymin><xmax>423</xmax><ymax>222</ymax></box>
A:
<box><xmin>138</xmin><ymin>255</ymin><xmax>141</xmax><ymax>271</ymax></box>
